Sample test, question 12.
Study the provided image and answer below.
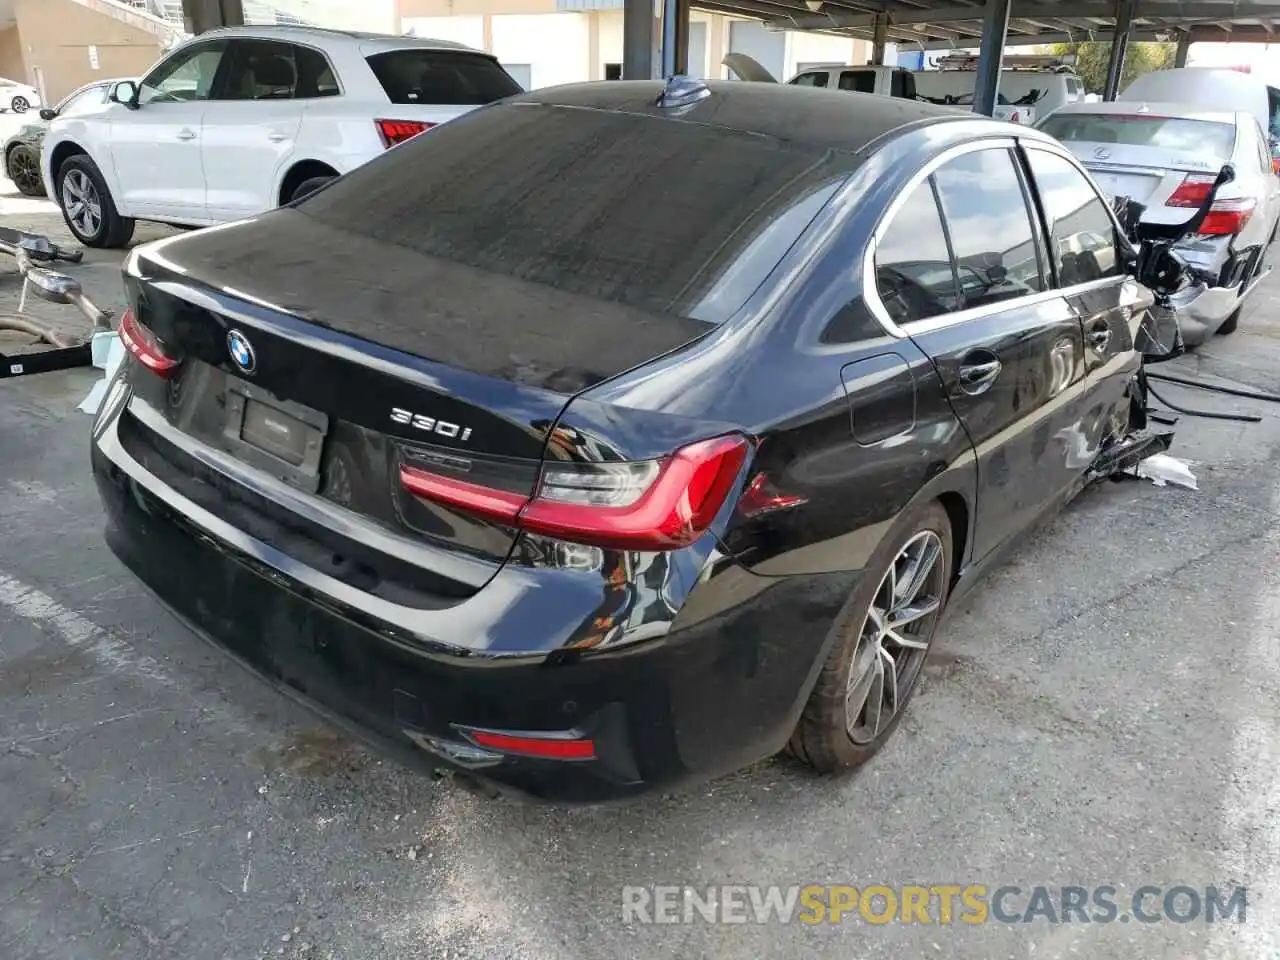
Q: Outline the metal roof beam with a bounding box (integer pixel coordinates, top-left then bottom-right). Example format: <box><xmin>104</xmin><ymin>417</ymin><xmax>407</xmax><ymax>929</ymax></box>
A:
<box><xmin>770</xmin><ymin>1</ymin><xmax>1280</xmax><ymax>30</ymax></box>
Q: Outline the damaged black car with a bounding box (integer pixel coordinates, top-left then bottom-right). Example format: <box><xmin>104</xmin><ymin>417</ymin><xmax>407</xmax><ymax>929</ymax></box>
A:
<box><xmin>92</xmin><ymin>78</ymin><xmax>1194</xmax><ymax>802</ymax></box>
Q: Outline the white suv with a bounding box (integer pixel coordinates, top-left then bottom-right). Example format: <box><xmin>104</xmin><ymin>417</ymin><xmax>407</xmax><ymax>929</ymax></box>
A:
<box><xmin>40</xmin><ymin>26</ymin><xmax>522</xmax><ymax>248</ymax></box>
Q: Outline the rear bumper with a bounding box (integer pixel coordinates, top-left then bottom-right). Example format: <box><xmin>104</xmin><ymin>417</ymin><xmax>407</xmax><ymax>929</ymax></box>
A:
<box><xmin>1170</xmin><ymin>283</ymin><xmax>1242</xmax><ymax>345</ymax></box>
<box><xmin>1169</xmin><ymin>241</ymin><xmax>1263</xmax><ymax>344</ymax></box>
<box><xmin>91</xmin><ymin>393</ymin><xmax>845</xmax><ymax>803</ymax></box>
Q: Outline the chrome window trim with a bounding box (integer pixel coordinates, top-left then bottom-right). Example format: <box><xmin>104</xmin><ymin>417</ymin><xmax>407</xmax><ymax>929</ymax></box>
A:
<box><xmin>863</xmin><ymin>136</ymin><xmax>1127</xmax><ymax>339</ymax></box>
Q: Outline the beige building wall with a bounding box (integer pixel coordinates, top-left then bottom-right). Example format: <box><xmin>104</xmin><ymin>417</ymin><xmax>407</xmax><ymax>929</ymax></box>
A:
<box><xmin>13</xmin><ymin>0</ymin><xmax>167</xmax><ymax>103</ymax></box>
<box><xmin>0</xmin><ymin>24</ymin><xmax>23</xmax><ymax>85</ymax></box>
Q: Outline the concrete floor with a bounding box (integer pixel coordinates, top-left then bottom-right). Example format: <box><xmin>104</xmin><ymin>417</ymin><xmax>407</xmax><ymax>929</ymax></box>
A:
<box><xmin>1</xmin><ymin>124</ymin><xmax>1279</xmax><ymax>960</ymax></box>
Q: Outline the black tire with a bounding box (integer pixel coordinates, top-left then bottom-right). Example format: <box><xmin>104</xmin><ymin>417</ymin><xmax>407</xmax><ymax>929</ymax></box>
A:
<box><xmin>6</xmin><ymin>144</ymin><xmax>44</xmax><ymax>197</ymax></box>
<box><xmin>1218</xmin><ymin>306</ymin><xmax>1241</xmax><ymax>336</ymax></box>
<box><xmin>11</xmin><ymin>95</ymin><xmax>28</xmax><ymax>114</ymax></box>
<box><xmin>289</xmin><ymin>175</ymin><xmax>334</xmax><ymax>204</ymax></box>
<box><xmin>55</xmin><ymin>154</ymin><xmax>134</xmax><ymax>248</ymax></box>
<box><xmin>788</xmin><ymin>500</ymin><xmax>953</xmax><ymax>773</ymax></box>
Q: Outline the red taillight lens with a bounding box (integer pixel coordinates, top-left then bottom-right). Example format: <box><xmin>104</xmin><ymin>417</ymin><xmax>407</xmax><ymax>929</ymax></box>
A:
<box><xmin>1166</xmin><ymin>174</ymin><xmax>1255</xmax><ymax>236</ymax></box>
<box><xmin>464</xmin><ymin>729</ymin><xmax>596</xmax><ymax>760</ymax></box>
<box><xmin>399</xmin><ymin>433</ymin><xmax>751</xmax><ymax>551</ymax></box>
<box><xmin>117</xmin><ymin>307</ymin><xmax>179</xmax><ymax>378</ymax></box>
<box><xmin>1167</xmin><ymin>173</ymin><xmax>1217</xmax><ymax>209</ymax></box>
<box><xmin>1198</xmin><ymin>198</ymin><xmax>1256</xmax><ymax>236</ymax></box>
<box><xmin>375</xmin><ymin>118</ymin><xmax>433</xmax><ymax>148</ymax></box>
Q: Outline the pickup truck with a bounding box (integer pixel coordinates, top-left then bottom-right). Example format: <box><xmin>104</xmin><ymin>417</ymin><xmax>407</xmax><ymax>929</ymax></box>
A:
<box><xmin>722</xmin><ymin>56</ymin><xmax>1036</xmax><ymax>126</ymax></box>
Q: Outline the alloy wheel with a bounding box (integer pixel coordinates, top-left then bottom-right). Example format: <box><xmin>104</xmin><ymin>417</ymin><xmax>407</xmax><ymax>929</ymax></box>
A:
<box><xmin>11</xmin><ymin>96</ymin><xmax>27</xmax><ymax>113</ymax></box>
<box><xmin>62</xmin><ymin>169</ymin><xmax>102</xmax><ymax>239</ymax></box>
<box><xmin>845</xmin><ymin>529</ymin><xmax>946</xmax><ymax>745</ymax></box>
<box><xmin>8</xmin><ymin>148</ymin><xmax>40</xmax><ymax>195</ymax></box>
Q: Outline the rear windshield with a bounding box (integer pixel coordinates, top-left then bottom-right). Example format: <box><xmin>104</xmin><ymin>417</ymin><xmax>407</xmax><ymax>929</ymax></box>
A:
<box><xmin>1040</xmin><ymin>113</ymin><xmax>1237</xmax><ymax>160</ymax></box>
<box><xmin>293</xmin><ymin>102</ymin><xmax>852</xmax><ymax>323</ymax></box>
<box><xmin>365</xmin><ymin>50</ymin><xmax>523</xmax><ymax>105</ymax></box>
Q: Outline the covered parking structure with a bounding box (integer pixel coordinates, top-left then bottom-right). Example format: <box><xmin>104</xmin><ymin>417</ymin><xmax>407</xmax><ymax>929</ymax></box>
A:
<box><xmin>180</xmin><ymin>0</ymin><xmax>1280</xmax><ymax>116</ymax></box>
<box><xmin>638</xmin><ymin>0</ymin><xmax>1280</xmax><ymax>113</ymax></box>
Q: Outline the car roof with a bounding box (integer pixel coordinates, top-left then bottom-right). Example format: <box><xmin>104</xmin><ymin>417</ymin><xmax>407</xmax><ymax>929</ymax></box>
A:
<box><xmin>197</xmin><ymin>23</ymin><xmax>486</xmax><ymax>54</ymax></box>
<box><xmin>516</xmin><ymin>80</ymin><xmax>974</xmax><ymax>154</ymax></box>
<box><xmin>1047</xmin><ymin>100</ymin><xmax>1242</xmax><ymax>124</ymax></box>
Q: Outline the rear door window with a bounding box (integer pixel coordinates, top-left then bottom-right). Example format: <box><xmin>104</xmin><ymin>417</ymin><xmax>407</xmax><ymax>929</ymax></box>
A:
<box><xmin>295</xmin><ymin>102</ymin><xmax>854</xmax><ymax>323</ymax></box>
<box><xmin>839</xmin><ymin>71</ymin><xmax>876</xmax><ymax>93</ymax></box>
<box><xmin>218</xmin><ymin>40</ymin><xmax>337</xmax><ymax>100</ymax></box>
<box><xmin>874</xmin><ymin>179</ymin><xmax>958</xmax><ymax>325</ymax></box>
<box><xmin>931</xmin><ymin>148</ymin><xmax>1045</xmax><ymax>307</ymax></box>
<box><xmin>365</xmin><ymin>50</ymin><xmax>521</xmax><ymax>105</ymax></box>
<box><xmin>1025</xmin><ymin>149</ymin><xmax>1120</xmax><ymax>286</ymax></box>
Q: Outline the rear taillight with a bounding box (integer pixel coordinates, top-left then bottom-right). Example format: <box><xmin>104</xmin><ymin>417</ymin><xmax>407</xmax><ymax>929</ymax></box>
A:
<box><xmin>1166</xmin><ymin>174</ymin><xmax>1256</xmax><ymax>236</ymax></box>
<box><xmin>1167</xmin><ymin>173</ymin><xmax>1217</xmax><ymax>209</ymax></box>
<box><xmin>1198</xmin><ymin>198</ymin><xmax>1256</xmax><ymax>236</ymax></box>
<box><xmin>117</xmin><ymin>307</ymin><xmax>179</xmax><ymax>378</ymax></box>
<box><xmin>462</xmin><ymin>729</ymin><xmax>596</xmax><ymax>760</ymax></box>
<box><xmin>375</xmin><ymin>118</ymin><xmax>434</xmax><ymax>148</ymax></box>
<box><xmin>400</xmin><ymin>434</ymin><xmax>751</xmax><ymax>551</ymax></box>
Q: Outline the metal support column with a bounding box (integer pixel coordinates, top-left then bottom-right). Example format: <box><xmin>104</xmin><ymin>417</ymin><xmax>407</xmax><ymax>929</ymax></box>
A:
<box><xmin>971</xmin><ymin>0</ymin><xmax>1010</xmax><ymax>117</ymax></box>
<box><xmin>660</xmin><ymin>0</ymin><xmax>692</xmax><ymax>77</ymax></box>
<box><xmin>1103</xmin><ymin>0</ymin><xmax>1135</xmax><ymax>100</ymax></box>
<box><xmin>871</xmin><ymin>15</ymin><xmax>887</xmax><ymax>66</ymax></box>
<box><xmin>180</xmin><ymin>0</ymin><xmax>244</xmax><ymax>34</ymax></box>
<box><xmin>1174</xmin><ymin>30</ymin><xmax>1192</xmax><ymax>68</ymax></box>
<box><xmin>623</xmin><ymin>0</ymin><xmax>658</xmax><ymax>79</ymax></box>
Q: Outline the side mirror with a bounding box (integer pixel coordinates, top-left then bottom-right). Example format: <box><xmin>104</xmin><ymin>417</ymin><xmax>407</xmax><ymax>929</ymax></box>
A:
<box><xmin>110</xmin><ymin>81</ymin><xmax>139</xmax><ymax>109</ymax></box>
<box><xmin>38</xmin><ymin>107</ymin><xmax>56</xmax><ymax>121</ymax></box>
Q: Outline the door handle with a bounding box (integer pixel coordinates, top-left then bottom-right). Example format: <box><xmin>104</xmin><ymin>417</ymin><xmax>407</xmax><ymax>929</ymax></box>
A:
<box><xmin>176</xmin><ymin>128</ymin><xmax>196</xmax><ymax>141</ymax></box>
<box><xmin>957</xmin><ymin>357</ymin><xmax>1002</xmax><ymax>395</ymax></box>
<box><xmin>1088</xmin><ymin>324</ymin><xmax>1112</xmax><ymax>353</ymax></box>
<box><xmin>268</xmin><ymin>132</ymin><xmax>288</xmax><ymax>143</ymax></box>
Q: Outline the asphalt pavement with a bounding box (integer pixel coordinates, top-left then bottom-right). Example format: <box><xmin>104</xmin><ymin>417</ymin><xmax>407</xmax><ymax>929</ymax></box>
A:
<box><xmin>1</xmin><ymin>113</ymin><xmax>1279</xmax><ymax>960</ymax></box>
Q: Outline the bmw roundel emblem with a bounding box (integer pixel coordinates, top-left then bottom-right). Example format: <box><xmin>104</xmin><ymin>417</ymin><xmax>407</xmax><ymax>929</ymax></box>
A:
<box><xmin>227</xmin><ymin>329</ymin><xmax>256</xmax><ymax>375</ymax></box>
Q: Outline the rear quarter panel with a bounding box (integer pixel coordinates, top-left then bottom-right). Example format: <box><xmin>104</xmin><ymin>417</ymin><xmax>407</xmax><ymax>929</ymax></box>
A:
<box><xmin>574</xmin><ymin>123</ymin><xmax>984</xmax><ymax>580</ymax></box>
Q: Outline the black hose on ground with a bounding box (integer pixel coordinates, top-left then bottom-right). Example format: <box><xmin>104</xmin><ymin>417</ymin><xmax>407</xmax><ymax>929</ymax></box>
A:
<box><xmin>1146</xmin><ymin>371</ymin><xmax>1280</xmax><ymax>405</ymax></box>
<box><xmin>1145</xmin><ymin>380</ymin><xmax>1262</xmax><ymax>423</ymax></box>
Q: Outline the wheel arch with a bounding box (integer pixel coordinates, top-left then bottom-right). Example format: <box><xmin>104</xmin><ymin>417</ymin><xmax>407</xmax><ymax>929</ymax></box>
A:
<box><xmin>935</xmin><ymin>489</ymin><xmax>970</xmax><ymax>588</ymax></box>
<box><xmin>277</xmin><ymin>158</ymin><xmax>339</xmax><ymax>206</ymax></box>
<box><xmin>47</xmin><ymin>139</ymin><xmax>89</xmax><ymax>191</ymax></box>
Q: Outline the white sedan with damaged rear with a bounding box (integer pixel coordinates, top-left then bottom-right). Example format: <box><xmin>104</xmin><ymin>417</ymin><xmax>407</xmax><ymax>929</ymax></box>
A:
<box><xmin>1038</xmin><ymin>102</ymin><xmax>1280</xmax><ymax>345</ymax></box>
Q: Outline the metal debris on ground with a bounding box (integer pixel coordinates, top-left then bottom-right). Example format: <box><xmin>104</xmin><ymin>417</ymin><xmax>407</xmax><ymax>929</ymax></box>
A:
<box><xmin>78</xmin><ymin>331</ymin><xmax>124</xmax><ymax>414</ymax></box>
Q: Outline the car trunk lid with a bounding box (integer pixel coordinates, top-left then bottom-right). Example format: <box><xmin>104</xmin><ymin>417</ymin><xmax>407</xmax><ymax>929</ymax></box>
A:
<box><xmin>122</xmin><ymin>214</ymin><xmax>716</xmax><ymax>587</ymax></box>
<box><xmin>1039</xmin><ymin>110</ymin><xmax>1238</xmax><ymax>221</ymax></box>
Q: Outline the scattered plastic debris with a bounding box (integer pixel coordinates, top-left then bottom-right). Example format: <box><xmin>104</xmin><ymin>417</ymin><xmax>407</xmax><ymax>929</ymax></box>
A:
<box><xmin>77</xmin><ymin>331</ymin><xmax>124</xmax><ymax>415</ymax></box>
<box><xmin>1135</xmin><ymin>453</ymin><xmax>1198</xmax><ymax>490</ymax></box>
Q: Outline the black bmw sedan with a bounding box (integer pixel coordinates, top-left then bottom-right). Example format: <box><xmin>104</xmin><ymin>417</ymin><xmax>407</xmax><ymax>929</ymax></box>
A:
<box><xmin>91</xmin><ymin>78</ymin><xmax>1150</xmax><ymax>802</ymax></box>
